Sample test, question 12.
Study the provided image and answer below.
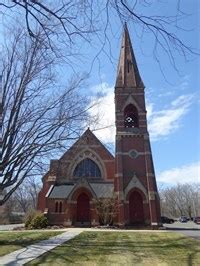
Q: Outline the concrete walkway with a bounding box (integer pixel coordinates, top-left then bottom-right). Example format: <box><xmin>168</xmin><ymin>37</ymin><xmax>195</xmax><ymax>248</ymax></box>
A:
<box><xmin>1</xmin><ymin>226</ymin><xmax>199</xmax><ymax>265</ymax></box>
<box><xmin>0</xmin><ymin>229</ymin><xmax>82</xmax><ymax>266</ymax></box>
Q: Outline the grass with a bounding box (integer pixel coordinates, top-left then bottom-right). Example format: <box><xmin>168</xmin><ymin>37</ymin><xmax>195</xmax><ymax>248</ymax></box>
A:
<box><xmin>0</xmin><ymin>231</ymin><xmax>63</xmax><ymax>256</ymax></box>
<box><xmin>27</xmin><ymin>231</ymin><xmax>200</xmax><ymax>266</ymax></box>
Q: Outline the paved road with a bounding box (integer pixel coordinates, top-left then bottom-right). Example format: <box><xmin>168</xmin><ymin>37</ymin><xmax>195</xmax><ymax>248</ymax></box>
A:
<box><xmin>177</xmin><ymin>230</ymin><xmax>200</xmax><ymax>240</ymax></box>
<box><xmin>164</xmin><ymin>221</ymin><xmax>200</xmax><ymax>240</ymax></box>
<box><xmin>164</xmin><ymin>221</ymin><xmax>200</xmax><ymax>230</ymax></box>
<box><xmin>0</xmin><ymin>224</ymin><xmax>24</xmax><ymax>231</ymax></box>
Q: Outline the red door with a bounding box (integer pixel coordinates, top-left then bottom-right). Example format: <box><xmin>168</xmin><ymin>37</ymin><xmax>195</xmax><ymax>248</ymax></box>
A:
<box><xmin>77</xmin><ymin>193</ymin><xmax>90</xmax><ymax>222</ymax></box>
<box><xmin>129</xmin><ymin>191</ymin><xmax>144</xmax><ymax>224</ymax></box>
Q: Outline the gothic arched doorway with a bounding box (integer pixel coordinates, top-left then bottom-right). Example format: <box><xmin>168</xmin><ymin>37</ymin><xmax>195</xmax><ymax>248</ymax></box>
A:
<box><xmin>77</xmin><ymin>193</ymin><xmax>90</xmax><ymax>223</ymax></box>
<box><xmin>129</xmin><ymin>190</ymin><xmax>144</xmax><ymax>224</ymax></box>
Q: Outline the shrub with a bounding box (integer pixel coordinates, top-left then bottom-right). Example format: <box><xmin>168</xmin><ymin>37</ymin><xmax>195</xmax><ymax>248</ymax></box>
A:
<box><xmin>25</xmin><ymin>210</ymin><xmax>48</xmax><ymax>229</ymax></box>
<box><xmin>94</xmin><ymin>196</ymin><xmax>119</xmax><ymax>226</ymax></box>
<box><xmin>30</xmin><ymin>213</ymin><xmax>48</xmax><ymax>229</ymax></box>
<box><xmin>25</xmin><ymin>209</ymin><xmax>37</xmax><ymax>229</ymax></box>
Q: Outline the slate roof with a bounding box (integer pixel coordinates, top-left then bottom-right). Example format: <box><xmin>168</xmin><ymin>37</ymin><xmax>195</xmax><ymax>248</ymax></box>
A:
<box><xmin>47</xmin><ymin>182</ymin><xmax>114</xmax><ymax>199</ymax></box>
<box><xmin>48</xmin><ymin>184</ymin><xmax>75</xmax><ymax>199</ymax></box>
<box><xmin>90</xmin><ymin>183</ymin><xmax>114</xmax><ymax>198</ymax></box>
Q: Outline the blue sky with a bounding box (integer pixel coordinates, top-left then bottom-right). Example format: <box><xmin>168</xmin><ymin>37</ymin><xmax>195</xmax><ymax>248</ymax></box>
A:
<box><xmin>1</xmin><ymin>1</ymin><xmax>199</xmax><ymax>187</ymax></box>
<box><xmin>81</xmin><ymin>0</ymin><xmax>200</xmax><ymax>187</ymax></box>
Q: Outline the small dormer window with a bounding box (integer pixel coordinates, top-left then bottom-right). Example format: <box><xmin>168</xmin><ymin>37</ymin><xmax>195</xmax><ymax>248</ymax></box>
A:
<box><xmin>124</xmin><ymin>104</ymin><xmax>139</xmax><ymax>128</ymax></box>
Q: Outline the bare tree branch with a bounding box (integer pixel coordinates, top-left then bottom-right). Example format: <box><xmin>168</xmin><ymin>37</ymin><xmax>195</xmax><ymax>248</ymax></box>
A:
<box><xmin>0</xmin><ymin>26</ymin><xmax>96</xmax><ymax>205</ymax></box>
<box><xmin>0</xmin><ymin>0</ymin><xmax>198</xmax><ymax>73</ymax></box>
<box><xmin>159</xmin><ymin>183</ymin><xmax>200</xmax><ymax>218</ymax></box>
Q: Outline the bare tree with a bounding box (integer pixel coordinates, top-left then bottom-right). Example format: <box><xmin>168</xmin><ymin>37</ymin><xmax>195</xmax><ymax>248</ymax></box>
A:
<box><xmin>9</xmin><ymin>176</ymin><xmax>41</xmax><ymax>213</ymax></box>
<box><xmin>159</xmin><ymin>183</ymin><xmax>200</xmax><ymax>218</ymax></box>
<box><xmin>0</xmin><ymin>27</ymin><xmax>95</xmax><ymax>205</ymax></box>
<box><xmin>13</xmin><ymin>186</ymin><xmax>30</xmax><ymax>213</ymax></box>
<box><xmin>93</xmin><ymin>196</ymin><xmax>119</xmax><ymax>225</ymax></box>
<box><xmin>0</xmin><ymin>1</ymin><xmax>198</xmax><ymax>205</ymax></box>
<box><xmin>0</xmin><ymin>1</ymin><xmax>198</xmax><ymax>72</ymax></box>
<box><xmin>25</xmin><ymin>176</ymin><xmax>41</xmax><ymax>210</ymax></box>
<box><xmin>1</xmin><ymin>195</ymin><xmax>15</xmax><ymax>223</ymax></box>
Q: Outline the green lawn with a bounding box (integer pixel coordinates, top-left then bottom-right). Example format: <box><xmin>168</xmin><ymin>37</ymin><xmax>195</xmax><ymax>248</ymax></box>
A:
<box><xmin>27</xmin><ymin>231</ymin><xmax>200</xmax><ymax>266</ymax></box>
<box><xmin>0</xmin><ymin>231</ymin><xmax>63</xmax><ymax>256</ymax></box>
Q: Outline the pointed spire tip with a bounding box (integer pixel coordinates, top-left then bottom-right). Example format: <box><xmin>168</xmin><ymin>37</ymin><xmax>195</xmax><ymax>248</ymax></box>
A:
<box><xmin>123</xmin><ymin>22</ymin><xmax>128</xmax><ymax>32</ymax></box>
<box><xmin>115</xmin><ymin>23</ymin><xmax>144</xmax><ymax>88</ymax></box>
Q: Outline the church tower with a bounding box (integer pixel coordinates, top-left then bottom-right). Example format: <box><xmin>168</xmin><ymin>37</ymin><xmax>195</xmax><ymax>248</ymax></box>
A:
<box><xmin>114</xmin><ymin>24</ymin><xmax>161</xmax><ymax>226</ymax></box>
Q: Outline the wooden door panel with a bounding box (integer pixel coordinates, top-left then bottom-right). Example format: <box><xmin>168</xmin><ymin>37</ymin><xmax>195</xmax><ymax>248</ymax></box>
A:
<box><xmin>77</xmin><ymin>193</ymin><xmax>90</xmax><ymax>222</ymax></box>
<box><xmin>129</xmin><ymin>191</ymin><xmax>144</xmax><ymax>224</ymax></box>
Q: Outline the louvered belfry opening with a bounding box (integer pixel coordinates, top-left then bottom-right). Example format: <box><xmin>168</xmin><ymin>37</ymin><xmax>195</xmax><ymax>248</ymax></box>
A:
<box><xmin>124</xmin><ymin>104</ymin><xmax>139</xmax><ymax>128</ymax></box>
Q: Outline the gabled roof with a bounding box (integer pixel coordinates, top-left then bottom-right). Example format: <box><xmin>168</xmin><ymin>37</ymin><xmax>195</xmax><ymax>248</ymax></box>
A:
<box><xmin>48</xmin><ymin>184</ymin><xmax>75</xmax><ymax>199</ymax></box>
<box><xmin>90</xmin><ymin>183</ymin><xmax>114</xmax><ymax>198</ymax></box>
<box><xmin>60</xmin><ymin>127</ymin><xmax>114</xmax><ymax>161</ymax></box>
<box><xmin>47</xmin><ymin>182</ymin><xmax>114</xmax><ymax>199</ymax></box>
<box><xmin>116</xmin><ymin>23</ymin><xmax>144</xmax><ymax>88</ymax></box>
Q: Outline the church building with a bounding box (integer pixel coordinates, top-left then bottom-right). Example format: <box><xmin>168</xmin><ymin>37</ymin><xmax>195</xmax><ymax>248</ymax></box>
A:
<box><xmin>37</xmin><ymin>24</ymin><xmax>161</xmax><ymax>227</ymax></box>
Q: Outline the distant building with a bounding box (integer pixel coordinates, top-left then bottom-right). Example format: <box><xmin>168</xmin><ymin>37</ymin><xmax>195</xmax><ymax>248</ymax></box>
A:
<box><xmin>38</xmin><ymin>25</ymin><xmax>161</xmax><ymax>227</ymax></box>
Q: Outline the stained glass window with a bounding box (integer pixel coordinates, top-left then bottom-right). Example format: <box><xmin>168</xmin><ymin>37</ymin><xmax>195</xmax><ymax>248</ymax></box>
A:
<box><xmin>73</xmin><ymin>158</ymin><xmax>101</xmax><ymax>178</ymax></box>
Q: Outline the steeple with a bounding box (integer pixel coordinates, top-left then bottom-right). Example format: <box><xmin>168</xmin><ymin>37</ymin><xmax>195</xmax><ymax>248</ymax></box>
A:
<box><xmin>116</xmin><ymin>23</ymin><xmax>144</xmax><ymax>88</ymax></box>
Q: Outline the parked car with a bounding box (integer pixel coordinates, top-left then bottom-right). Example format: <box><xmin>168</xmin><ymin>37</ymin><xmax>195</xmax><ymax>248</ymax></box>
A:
<box><xmin>194</xmin><ymin>217</ymin><xmax>200</xmax><ymax>224</ymax></box>
<box><xmin>179</xmin><ymin>216</ymin><xmax>188</xmax><ymax>223</ymax></box>
<box><xmin>161</xmin><ymin>216</ymin><xmax>174</xmax><ymax>224</ymax></box>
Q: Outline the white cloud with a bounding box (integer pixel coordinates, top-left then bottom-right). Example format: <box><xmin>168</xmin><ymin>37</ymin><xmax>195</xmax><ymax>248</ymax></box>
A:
<box><xmin>148</xmin><ymin>94</ymin><xmax>194</xmax><ymax>141</ymax></box>
<box><xmin>89</xmin><ymin>83</ymin><xmax>115</xmax><ymax>143</ymax></box>
<box><xmin>146</xmin><ymin>102</ymin><xmax>154</xmax><ymax>119</ymax></box>
<box><xmin>157</xmin><ymin>161</ymin><xmax>200</xmax><ymax>185</ymax></box>
<box><xmin>89</xmin><ymin>83</ymin><xmax>194</xmax><ymax>143</ymax></box>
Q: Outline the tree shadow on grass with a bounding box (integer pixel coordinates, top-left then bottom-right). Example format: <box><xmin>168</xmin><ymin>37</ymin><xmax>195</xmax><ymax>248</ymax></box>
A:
<box><xmin>0</xmin><ymin>238</ymin><xmax>41</xmax><ymax>247</ymax></box>
<box><xmin>26</xmin><ymin>232</ymin><xmax>200</xmax><ymax>265</ymax></box>
<box><xmin>0</xmin><ymin>231</ymin><xmax>63</xmax><ymax>260</ymax></box>
<box><xmin>0</xmin><ymin>232</ymin><xmax>62</xmax><ymax>248</ymax></box>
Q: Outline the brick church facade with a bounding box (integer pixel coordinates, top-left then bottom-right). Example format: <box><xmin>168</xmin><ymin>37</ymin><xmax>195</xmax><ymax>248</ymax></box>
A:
<box><xmin>37</xmin><ymin>25</ymin><xmax>161</xmax><ymax>227</ymax></box>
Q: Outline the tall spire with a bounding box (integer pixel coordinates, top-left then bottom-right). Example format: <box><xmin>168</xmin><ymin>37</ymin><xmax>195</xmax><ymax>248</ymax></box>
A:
<box><xmin>116</xmin><ymin>23</ymin><xmax>144</xmax><ymax>88</ymax></box>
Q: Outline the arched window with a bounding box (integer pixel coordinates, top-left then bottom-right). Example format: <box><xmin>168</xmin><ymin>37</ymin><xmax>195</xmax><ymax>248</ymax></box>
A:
<box><xmin>55</xmin><ymin>201</ymin><xmax>63</xmax><ymax>213</ymax></box>
<box><xmin>73</xmin><ymin>158</ymin><xmax>101</xmax><ymax>178</ymax></box>
<box><xmin>124</xmin><ymin>104</ymin><xmax>139</xmax><ymax>128</ymax></box>
<box><xmin>59</xmin><ymin>202</ymin><xmax>62</xmax><ymax>213</ymax></box>
<box><xmin>55</xmin><ymin>201</ymin><xmax>59</xmax><ymax>213</ymax></box>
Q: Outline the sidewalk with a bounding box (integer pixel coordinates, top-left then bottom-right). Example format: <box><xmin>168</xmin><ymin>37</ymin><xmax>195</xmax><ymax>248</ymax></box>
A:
<box><xmin>0</xmin><ymin>229</ymin><xmax>82</xmax><ymax>265</ymax></box>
